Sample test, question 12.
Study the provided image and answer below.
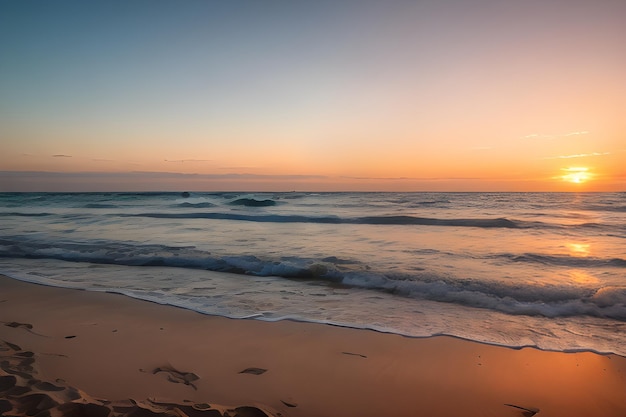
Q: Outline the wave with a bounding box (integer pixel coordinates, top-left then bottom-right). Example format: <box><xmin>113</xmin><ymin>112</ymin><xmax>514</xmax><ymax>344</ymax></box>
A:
<box><xmin>83</xmin><ymin>203</ymin><xmax>119</xmax><ymax>209</ymax></box>
<box><xmin>580</xmin><ymin>204</ymin><xmax>626</xmax><ymax>213</ymax></box>
<box><xmin>357</xmin><ymin>216</ymin><xmax>519</xmax><ymax>228</ymax></box>
<box><xmin>176</xmin><ymin>202</ymin><xmax>215</xmax><ymax>208</ymax></box>
<box><xmin>340</xmin><ymin>272</ymin><xmax>626</xmax><ymax>321</ymax></box>
<box><xmin>2</xmin><ymin>237</ymin><xmax>625</xmax><ymax>321</ymax></box>
<box><xmin>122</xmin><ymin>212</ymin><xmax>525</xmax><ymax>228</ymax></box>
<box><xmin>228</xmin><ymin>198</ymin><xmax>277</xmax><ymax>207</ymax></box>
<box><xmin>3</xmin><ymin>208</ymin><xmax>613</xmax><ymax>231</ymax></box>
<box><xmin>0</xmin><ymin>212</ymin><xmax>53</xmax><ymax>217</ymax></box>
<box><xmin>498</xmin><ymin>253</ymin><xmax>626</xmax><ymax>268</ymax></box>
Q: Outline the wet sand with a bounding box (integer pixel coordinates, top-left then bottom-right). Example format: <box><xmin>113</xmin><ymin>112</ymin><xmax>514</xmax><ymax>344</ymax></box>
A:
<box><xmin>1</xmin><ymin>274</ymin><xmax>625</xmax><ymax>417</ymax></box>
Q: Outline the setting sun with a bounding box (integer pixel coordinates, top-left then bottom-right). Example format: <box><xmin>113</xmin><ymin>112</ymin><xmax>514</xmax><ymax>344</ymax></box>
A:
<box><xmin>562</xmin><ymin>167</ymin><xmax>592</xmax><ymax>184</ymax></box>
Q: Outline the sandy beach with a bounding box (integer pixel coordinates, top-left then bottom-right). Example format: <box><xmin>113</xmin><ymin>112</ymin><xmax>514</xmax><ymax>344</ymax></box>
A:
<box><xmin>1</xmin><ymin>273</ymin><xmax>625</xmax><ymax>417</ymax></box>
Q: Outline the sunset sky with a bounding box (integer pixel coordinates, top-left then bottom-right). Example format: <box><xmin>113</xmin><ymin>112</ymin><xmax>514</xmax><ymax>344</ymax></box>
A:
<box><xmin>1</xmin><ymin>0</ymin><xmax>624</xmax><ymax>192</ymax></box>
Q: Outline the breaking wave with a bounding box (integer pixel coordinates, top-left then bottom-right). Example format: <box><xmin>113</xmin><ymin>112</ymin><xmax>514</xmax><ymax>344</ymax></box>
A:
<box><xmin>2</xmin><ymin>237</ymin><xmax>625</xmax><ymax>321</ymax></box>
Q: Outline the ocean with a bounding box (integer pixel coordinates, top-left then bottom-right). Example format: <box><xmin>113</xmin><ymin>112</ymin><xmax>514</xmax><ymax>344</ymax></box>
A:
<box><xmin>1</xmin><ymin>191</ymin><xmax>624</xmax><ymax>355</ymax></box>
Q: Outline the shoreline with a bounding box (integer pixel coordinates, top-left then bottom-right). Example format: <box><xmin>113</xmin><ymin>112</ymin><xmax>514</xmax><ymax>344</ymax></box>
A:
<box><xmin>3</xmin><ymin>267</ymin><xmax>624</xmax><ymax>358</ymax></box>
<box><xmin>1</xmin><ymin>274</ymin><xmax>625</xmax><ymax>416</ymax></box>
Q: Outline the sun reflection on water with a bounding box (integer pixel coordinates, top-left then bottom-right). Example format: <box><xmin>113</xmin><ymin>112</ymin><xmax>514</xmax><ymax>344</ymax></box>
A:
<box><xmin>566</xmin><ymin>242</ymin><xmax>590</xmax><ymax>257</ymax></box>
<box><xmin>568</xmin><ymin>270</ymin><xmax>598</xmax><ymax>285</ymax></box>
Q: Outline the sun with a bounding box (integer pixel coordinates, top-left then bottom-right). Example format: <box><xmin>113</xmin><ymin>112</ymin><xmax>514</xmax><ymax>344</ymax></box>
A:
<box><xmin>561</xmin><ymin>167</ymin><xmax>591</xmax><ymax>184</ymax></box>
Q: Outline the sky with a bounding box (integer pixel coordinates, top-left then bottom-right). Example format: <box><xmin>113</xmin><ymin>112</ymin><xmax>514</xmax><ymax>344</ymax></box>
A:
<box><xmin>1</xmin><ymin>0</ymin><xmax>624</xmax><ymax>192</ymax></box>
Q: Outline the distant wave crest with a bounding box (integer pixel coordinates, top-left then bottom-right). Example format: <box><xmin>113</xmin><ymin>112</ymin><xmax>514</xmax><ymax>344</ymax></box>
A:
<box><xmin>227</xmin><ymin>198</ymin><xmax>277</xmax><ymax>207</ymax></box>
<box><xmin>83</xmin><ymin>203</ymin><xmax>119</xmax><ymax>209</ymax></box>
<box><xmin>176</xmin><ymin>202</ymin><xmax>215</xmax><ymax>208</ymax></box>
<box><xmin>0</xmin><ymin>212</ymin><xmax>53</xmax><ymax>217</ymax></box>
<box><xmin>122</xmin><ymin>212</ymin><xmax>524</xmax><ymax>228</ymax></box>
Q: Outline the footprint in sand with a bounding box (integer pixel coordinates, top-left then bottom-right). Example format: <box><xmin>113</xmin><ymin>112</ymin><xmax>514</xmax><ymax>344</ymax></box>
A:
<box><xmin>141</xmin><ymin>365</ymin><xmax>200</xmax><ymax>390</ymax></box>
<box><xmin>341</xmin><ymin>351</ymin><xmax>367</xmax><ymax>358</ymax></box>
<box><xmin>4</xmin><ymin>321</ymin><xmax>33</xmax><ymax>330</ymax></box>
<box><xmin>3</xmin><ymin>321</ymin><xmax>47</xmax><ymax>337</ymax></box>
<box><xmin>239</xmin><ymin>367</ymin><xmax>267</xmax><ymax>375</ymax></box>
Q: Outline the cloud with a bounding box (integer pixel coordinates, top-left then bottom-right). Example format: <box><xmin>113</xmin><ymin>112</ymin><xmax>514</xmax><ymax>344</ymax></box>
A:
<box><xmin>220</xmin><ymin>166</ymin><xmax>261</xmax><ymax>171</ymax></box>
<box><xmin>201</xmin><ymin>173</ymin><xmax>327</xmax><ymax>181</ymax></box>
<box><xmin>563</xmin><ymin>131</ymin><xmax>590</xmax><ymax>137</ymax></box>
<box><xmin>52</xmin><ymin>154</ymin><xmax>72</xmax><ymax>158</ymax></box>
<box><xmin>543</xmin><ymin>152</ymin><xmax>610</xmax><ymax>160</ymax></box>
<box><xmin>164</xmin><ymin>159</ymin><xmax>212</xmax><ymax>163</ymax></box>
<box><xmin>126</xmin><ymin>171</ymin><xmax>328</xmax><ymax>181</ymax></box>
<box><xmin>521</xmin><ymin>133</ymin><xmax>554</xmax><ymax>140</ymax></box>
<box><xmin>521</xmin><ymin>131</ymin><xmax>590</xmax><ymax>140</ymax></box>
<box><xmin>340</xmin><ymin>175</ymin><xmax>483</xmax><ymax>181</ymax></box>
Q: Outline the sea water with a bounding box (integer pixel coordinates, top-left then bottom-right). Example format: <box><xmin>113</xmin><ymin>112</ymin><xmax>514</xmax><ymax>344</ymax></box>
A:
<box><xmin>1</xmin><ymin>192</ymin><xmax>624</xmax><ymax>355</ymax></box>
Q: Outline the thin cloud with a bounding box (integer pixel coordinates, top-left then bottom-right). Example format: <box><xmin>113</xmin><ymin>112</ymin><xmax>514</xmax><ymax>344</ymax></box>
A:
<box><xmin>129</xmin><ymin>171</ymin><xmax>327</xmax><ymax>181</ymax></box>
<box><xmin>521</xmin><ymin>133</ymin><xmax>554</xmax><ymax>140</ymax></box>
<box><xmin>521</xmin><ymin>131</ymin><xmax>590</xmax><ymax>140</ymax></box>
<box><xmin>563</xmin><ymin>131</ymin><xmax>590</xmax><ymax>137</ymax></box>
<box><xmin>214</xmin><ymin>173</ymin><xmax>327</xmax><ymax>181</ymax></box>
<box><xmin>341</xmin><ymin>176</ymin><xmax>483</xmax><ymax>181</ymax></box>
<box><xmin>220</xmin><ymin>166</ymin><xmax>261</xmax><ymax>171</ymax></box>
<box><xmin>543</xmin><ymin>152</ymin><xmax>610</xmax><ymax>160</ymax></box>
<box><xmin>52</xmin><ymin>154</ymin><xmax>72</xmax><ymax>158</ymax></box>
<box><xmin>164</xmin><ymin>159</ymin><xmax>212</xmax><ymax>163</ymax></box>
